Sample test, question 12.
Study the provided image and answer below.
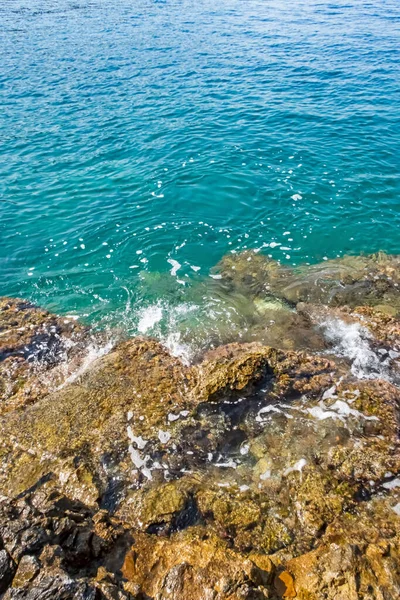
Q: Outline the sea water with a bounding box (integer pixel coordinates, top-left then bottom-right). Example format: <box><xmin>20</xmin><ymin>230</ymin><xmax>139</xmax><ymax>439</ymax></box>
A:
<box><xmin>1</xmin><ymin>0</ymin><xmax>399</xmax><ymax>344</ymax></box>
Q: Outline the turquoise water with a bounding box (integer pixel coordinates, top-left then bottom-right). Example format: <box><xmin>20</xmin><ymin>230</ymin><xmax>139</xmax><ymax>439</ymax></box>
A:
<box><xmin>1</xmin><ymin>1</ymin><xmax>400</xmax><ymax>332</ymax></box>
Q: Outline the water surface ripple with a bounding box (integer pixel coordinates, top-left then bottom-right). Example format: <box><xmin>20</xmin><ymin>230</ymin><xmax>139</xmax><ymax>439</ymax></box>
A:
<box><xmin>0</xmin><ymin>0</ymin><xmax>399</xmax><ymax>324</ymax></box>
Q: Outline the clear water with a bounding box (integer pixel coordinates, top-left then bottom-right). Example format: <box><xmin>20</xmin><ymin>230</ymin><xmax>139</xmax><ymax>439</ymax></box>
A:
<box><xmin>1</xmin><ymin>0</ymin><xmax>400</xmax><ymax>334</ymax></box>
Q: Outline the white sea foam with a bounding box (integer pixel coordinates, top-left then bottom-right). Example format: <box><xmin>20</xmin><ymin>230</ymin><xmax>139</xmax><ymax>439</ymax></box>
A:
<box><xmin>127</xmin><ymin>426</ymin><xmax>148</xmax><ymax>449</ymax></box>
<box><xmin>215</xmin><ymin>459</ymin><xmax>237</xmax><ymax>469</ymax></box>
<box><xmin>256</xmin><ymin>405</ymin><xmax>282</xmax><ymax>421</ymax></box>
<box><xmin>392</xmin><ymin>503</ymin><xmax>400</xmax><ymax>516</ymax></box>
<box><xmin>158</xmin><ymin>430</ymin><xmax>171</xmax><ymax>444</ymax></box>
<box><xmin>322</xmin><ymin>318</ymin><xmax>388</xmax><ymax>380</ymax></box>
<box><xmin>128</xmin><ymin>446</ymin><xmax>146</xmax><ymax>469</ymax></box>
<box><xmin>284</xmin><ymin>458</ymin><xmax>307</xmax><ymax>477</ymax></box>
<box><xmin>322</xmin><ymin>385</ymin><xmax>337</xmax><ymax>400</ymax></box>
<box><xmin>307</xmin><ymin>399</ymin><xmax>379</xmax><ymax>423</ymax></box>
<box><xmin>128</xmin><ymin>446</ymin><xmax>153</xmax><ymax>480</ymax></box>
<box><xmin>382</xmin><ymin>478</ymin><xmax>400</xmax><ymax>490</ymax></box>
<box><xmin>132</xmin><ymin>300</ymin><xmax>199</xmax><ymax>364</ymax></box>
<box><xmin>61</xmin><ymin>339</ymin><xmax>114</xmax><ymax>387</ymax></box>
<box><xmin>164</xmin><ymin>331</ymin><xmax>193</xmax><ymax>365</ymax></box>
<box><xmin>137</xmin><ymin>303</ymin><xmax>163</xmax><ymax>333</ymax></box>
<box><xmin>168</xmin><ymin>413</ymin><xmax>180</xmax><ymax>422</ymax></box>
<box><xmin>260</xmin><ymin>469</ymin><xmax>271</xmax><ymax>480</ymax></box>
<box><xmin>167</xmin><ymin>258</ymin><xmax>181</xmax><ymax>276</ymax></box>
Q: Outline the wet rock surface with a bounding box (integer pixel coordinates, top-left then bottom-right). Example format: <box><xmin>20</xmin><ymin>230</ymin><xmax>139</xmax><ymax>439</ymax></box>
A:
<box><xmin>1</xmin><ymin>253</ymin><xmax>400</xmax><ymax>599</ymax></box>
<box><xmin>0</xmin><ymin>297</ymin><xmax>92</xmax><ymax>416</ymax></box>
<box><xmin>215</xmin><ymin>251</ymin><xmax>400</xmax><ymax>314</ymax></box>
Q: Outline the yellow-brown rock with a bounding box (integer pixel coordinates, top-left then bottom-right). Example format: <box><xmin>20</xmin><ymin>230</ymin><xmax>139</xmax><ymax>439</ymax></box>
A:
<box><xmin>0</xmin><ymin>296</ymin><xmax>90</xmax><ymax>414</ymax></box>
<box><xmin>1</xmin><ymin>289</ymin><xmax>400</xmax><ymax>599</ymax></box>
<box><xmin>122</xmin><ymin>528</ymin><xmax>273</xmax><ymax>600</ymax></box>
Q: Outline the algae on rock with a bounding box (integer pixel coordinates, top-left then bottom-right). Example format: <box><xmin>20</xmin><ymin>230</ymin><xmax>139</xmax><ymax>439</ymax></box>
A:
<box><xmin>1</xmin><ymin>281</ymin><xmax>400</xmax><ymax>599</ymax></box>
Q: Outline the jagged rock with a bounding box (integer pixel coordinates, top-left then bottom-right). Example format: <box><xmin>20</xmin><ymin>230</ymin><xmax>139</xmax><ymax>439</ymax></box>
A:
<box><xmin>0</xmin><ymin>548</ymin><xmax>16</xmax><ymax>594</ymax></box>
<box><xmin>136</xmin><ymin>481</ymin><xmax>189</xmax><ymax>534</ymax></box>
<box><xmin>0</xmin><ymin>337</ymin><xmax>190</xmax><ymax>504</ymax></box>
<box><xmin>0</xmin><ymin>337</ymin><xmax>335</xmax><ymax>511</ymax></box>
<box><xmin>194</xmin><ymin>344</ymin><xmax>274</xmax><ymax>401</ymax></box>
<box><xmin>0</xmin><ymin>489</ymin><xmax>134</xmax><ymax>600</ymax></box>
<box><xmin>286</xmin><ymin>497</ymin><xmax>400</xmax><ymax>599</ymax></box>
<box><xmin>197</xmin><ymin>342</ymin><xmax>335</xmax><ymax>400</ymax></box>
<box><xmin>273</xmin><ymin>572</ymin><xmax>295</xmax><ymax>599</ymax></box>
<box><xmin>11</xmin><ymin>555</ymin><xmax>40</xmax><ymax>588</ymax></box>
<box><xmin>2</xmin><ymin>576</ymin><xmax>99</xmax><ymax>600</ymax></box>
<box><xmin>1</xmin><ymin>292</ymin><xmax>400</xmax><ymax>599</ymax></box>
<box><xmin>122</xmin><ymin>527</ymin><xmax>274</xmax><ymax>600</ymax></box>
<box><xmin>349</xmin><ymin>305</ymin><xmax>400</xmax><ymax>359</ymax></box>
<box><xmin>0</xmin><ymin>297</ymin><xmax>90</xmax><ymax>415</ymax></box>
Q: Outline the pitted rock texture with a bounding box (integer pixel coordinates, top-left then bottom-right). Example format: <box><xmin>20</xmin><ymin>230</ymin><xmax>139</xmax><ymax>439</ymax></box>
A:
<box><xmin>0</xmin><ymin>289</ymin><xmax>400</xmax><ymax>599</ymax></box>
<box><xmin>0</xmin><ymin>297</ymin><xmax>90</xmax><ymax>415</ymax></box>
<box><xmin>0</xmin><ymin>487</ymin><xmax>134</xmax><ymax>599</ymax></box>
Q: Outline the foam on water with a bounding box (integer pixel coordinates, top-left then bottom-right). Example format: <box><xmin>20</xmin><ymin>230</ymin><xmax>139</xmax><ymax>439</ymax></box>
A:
<box><xmin>164</xmin><ymin>332</ymin><xmax>194</xmax><ymax>365</ymax></box>
<box><xmin>322</xmin><ymin>318</ymin><xmax>389</xmax><ymax>380</ymax></box>
<box><xmin>306</xmin><ymin>399</ymin><xmax>379</xmax><ymax>423</ymax></box>
<box><xmin>137</xmin><ymin>303</ymin><xmax>164</xmax><ymax>334</ymax></box>
<box><xmin>382</xmin><ymin>479</ymin><xmax>400</xmax><ymax>490</ymax></box>
<box><xmin>167</xmin><ymin>259</ymin><xmax>182</xmax><ymax>277</ymax></box>
<box><xmin>392</xmin><ymin>503</ymin><xmax>400</xmax><ymax>516</ymax></box>
<box><xmin>134</xmin><ymin>300</ymin><xmax>199</xmax><ymax>363</ymax></box>
<box><xmin>283</xmin><ymin>459</ymin><xmax>307</xmax><ymax>478</ymax></box>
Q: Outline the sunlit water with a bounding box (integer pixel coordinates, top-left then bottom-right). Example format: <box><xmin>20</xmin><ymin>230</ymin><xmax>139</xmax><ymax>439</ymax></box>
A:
<box><xmin>1</xmin><ymin>0</ymin><xmax>400</xmax><ymax>349</ymax></box>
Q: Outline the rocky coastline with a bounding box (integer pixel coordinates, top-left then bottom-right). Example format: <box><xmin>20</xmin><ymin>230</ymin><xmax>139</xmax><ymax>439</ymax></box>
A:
<box><xmin>1</xmin><ymin>251</ymin><xmax>400</xmax><ymax>599</ymax></box>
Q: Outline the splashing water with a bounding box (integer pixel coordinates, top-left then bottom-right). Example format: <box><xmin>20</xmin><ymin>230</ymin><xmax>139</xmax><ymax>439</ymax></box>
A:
<box><xmin>322</xmin><ymin>318</ymin><xmax>389</xmax><ymax>380</ymax></box>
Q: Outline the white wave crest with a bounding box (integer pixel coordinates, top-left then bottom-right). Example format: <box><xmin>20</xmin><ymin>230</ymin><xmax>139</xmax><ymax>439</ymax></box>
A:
<box><xmin>322</xmin><ymin>318</ymin><xmax>388</xmax><ymax>380</ymax></box>
<box><xmin>137</xmin><ymin>303</ymin><xmax>163</xmax><ymax>333</ymax></box>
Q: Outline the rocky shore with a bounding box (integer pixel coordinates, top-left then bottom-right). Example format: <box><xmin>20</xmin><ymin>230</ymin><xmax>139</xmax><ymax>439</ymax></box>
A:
<box><xmin>1</xmin><ymin>252</ymin><xmax>400</xmax><ymax>599</ymax></box>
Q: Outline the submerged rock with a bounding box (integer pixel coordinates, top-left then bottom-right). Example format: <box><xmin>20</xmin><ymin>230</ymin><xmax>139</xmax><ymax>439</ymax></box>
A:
<box><xmin>0</xmin><ymin>291</ymin><xmax>400</xmax><ymax>599</ymax></box>
<box><xmin>214</xmin><ymin>250</ymin><xmax>400</xmax><ymax>314</ymax></box>
<box><xmin>214</xmin><ymin>250</ymin><xmax>289</xmax><ymax>299</ymax></box>
<box><xmin>278</xmin><ymin>252</ymin><xmax>400</xmax><ymax>313</ymax></box>
<box><xmin>130</xmin><ymin>250</ymin><xmax>400</xmax><ymax>359</ymax></box>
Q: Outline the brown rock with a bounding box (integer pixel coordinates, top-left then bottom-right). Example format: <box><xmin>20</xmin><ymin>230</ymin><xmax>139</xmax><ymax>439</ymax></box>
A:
<box><xmin>274</xmin><ymin>571</ymin><xmax>296</xmax><ymax>598</ymax></box>
<box><xmin>1</xmin><ymin>290</ymin><xmax>400</xmax><ymax>600</ymax></box>
<box><xmin>122</xmin><ymin>528</ymin><xmax>271</xmax><ymax>600</ymax></box>
<box><xmin>0</xmin><ymin>296</ymin><xmax>90</xmax><ymax>414</ymax></box>
<box><xmin>12</xmin><ymin>555</ymin><xmax>40</xmax><ymax>587</ymax></box>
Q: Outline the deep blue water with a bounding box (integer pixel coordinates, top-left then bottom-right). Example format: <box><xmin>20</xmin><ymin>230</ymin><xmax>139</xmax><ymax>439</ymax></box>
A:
<box><xmin>1</xmin><ymin>0</ymin><xmax>400</xmax><ymax>334</ymax></box>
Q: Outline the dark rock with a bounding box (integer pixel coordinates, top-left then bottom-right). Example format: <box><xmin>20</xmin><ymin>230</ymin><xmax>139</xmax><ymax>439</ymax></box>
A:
<box><xmin>0</xmin><ymin>548</ymin><xmax>16</xmax><ymax>594</ymax></box>
<box><xmin>2</xmin><ymin>576</ymin><xmax>98</xmax><ymax>600</ymax></box>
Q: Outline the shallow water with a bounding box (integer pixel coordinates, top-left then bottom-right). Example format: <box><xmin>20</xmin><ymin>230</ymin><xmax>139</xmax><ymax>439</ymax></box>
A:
<box><xmin>1</xmin><ymin>0</ymin><xmax>400</xmax><ymax>344</ymax></box>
